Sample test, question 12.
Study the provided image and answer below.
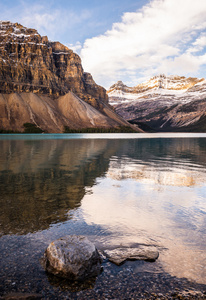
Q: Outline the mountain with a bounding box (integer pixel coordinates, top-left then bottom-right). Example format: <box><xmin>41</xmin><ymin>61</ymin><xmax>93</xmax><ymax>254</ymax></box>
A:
<box><xmin>108</xmin><ymin>75</ymin><xmax>206</xmax><ymax>132</ymax></box>
<box><xmin>0</xmin><ymin>21</ymin><xmax>136</xmax><ymax>133</ymax></box>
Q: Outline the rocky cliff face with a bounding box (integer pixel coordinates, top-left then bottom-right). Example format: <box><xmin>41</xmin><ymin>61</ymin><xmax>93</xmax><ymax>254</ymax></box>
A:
<box><xmin>0</xmin><ymin>21</ymin><xmax>108</xmax><ymax>106</ymax></box>
<box><xmin>108</xmin><ymin>75</ymin><xmax>206</xmax><ymax>132</ymax></box>
<box><xmin>0</xmin><ymin>21</ymin><xmax>138</xmax><ymax>132</ymax></box>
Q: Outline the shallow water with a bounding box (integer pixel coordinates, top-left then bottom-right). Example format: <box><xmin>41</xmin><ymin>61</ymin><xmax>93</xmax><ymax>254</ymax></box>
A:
<box><xmin>0</xmin><ymin>133</ymin><xmax>206</xmax><ymax>298</ymax></box>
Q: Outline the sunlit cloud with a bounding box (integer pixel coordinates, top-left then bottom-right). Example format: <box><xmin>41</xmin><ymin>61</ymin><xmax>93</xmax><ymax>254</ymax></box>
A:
<box><xmin>81</xmin><ymin>0</ymin><xmax>206</xmax><ymax>88</ymax></box>
<box><xmin>187</xmin><ymin>34</ymin><xmax>206</xmax><ymax>54</ymax></box>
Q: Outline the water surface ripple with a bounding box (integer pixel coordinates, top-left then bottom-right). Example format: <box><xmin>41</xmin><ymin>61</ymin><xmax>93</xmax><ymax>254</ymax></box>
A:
<box><xmin>0</xmin><ymin>133</ymin><xmax>206</xmax><ymax>298</ymax></box>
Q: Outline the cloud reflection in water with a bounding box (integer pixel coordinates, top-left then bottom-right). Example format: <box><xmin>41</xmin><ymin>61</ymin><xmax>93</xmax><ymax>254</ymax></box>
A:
<box><xmin>81</xmin><ymin>139</ymin><xmax>206</xmax><ymax>284</ymax></box>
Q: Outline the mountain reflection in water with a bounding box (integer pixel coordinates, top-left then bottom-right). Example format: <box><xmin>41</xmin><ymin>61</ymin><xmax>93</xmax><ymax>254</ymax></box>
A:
<box><xmin>0</xmin><ymin>135</ymin><xmax>206</xmax><ymax>287</ymax></box>
<box><xmin>0</xmin><ymin>138</ymin><xmax>116</xmax><ymax>235</ymax></box>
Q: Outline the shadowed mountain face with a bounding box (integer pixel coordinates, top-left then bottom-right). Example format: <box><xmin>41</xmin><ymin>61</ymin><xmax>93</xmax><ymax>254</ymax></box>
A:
<box><xmin>0</xmin><ymin>21</ymin><xmax>135</xmax><ymax>132</ymax></box>
<box><xmin>108</xmin><ymin>75</ymin><xmax>206</xmax><ymax>132</ymax></box>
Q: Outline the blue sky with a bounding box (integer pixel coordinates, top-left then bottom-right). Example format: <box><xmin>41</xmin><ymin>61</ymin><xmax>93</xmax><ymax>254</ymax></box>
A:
<box><xmin>1</xmin><ymin>0</ymin><xmax>206</xmax><ymax>88</ymax></box>
<box><xmin>0</xmin><ymin>0</ymin><xmax>146</xmax><ymax>46</ymax></box>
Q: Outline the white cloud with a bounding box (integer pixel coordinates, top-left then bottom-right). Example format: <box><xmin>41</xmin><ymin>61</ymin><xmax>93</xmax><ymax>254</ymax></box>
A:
<box><xmin>81</xmin><ymin>0</ymin><xmax>206</xmax><ymax>88</ymax></box>
<box><xmin>186</xmin><ymin>33</ymin><xmax>206</xmax><ymax>54</ymax></box>
<box><xmin>159</xmin><ymin>53</ymin><xmax>206</xmax><ymax>75</ymax></box>
<box><xmin>194</xmin><ymin>35</ymin><xmax>206</xmax><ymax>48</ymax></box>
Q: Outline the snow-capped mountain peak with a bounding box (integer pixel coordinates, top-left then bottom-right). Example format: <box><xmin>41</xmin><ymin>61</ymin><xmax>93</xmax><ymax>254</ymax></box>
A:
<box><xmin>108</xmin><ymin>75</ymin><xmax>206</xmax><ymax>106</ymax></box>
<box><xmin>107</xmin><ymin>75</ymin><xmax>206</xmax><ymax>132</ymax></box>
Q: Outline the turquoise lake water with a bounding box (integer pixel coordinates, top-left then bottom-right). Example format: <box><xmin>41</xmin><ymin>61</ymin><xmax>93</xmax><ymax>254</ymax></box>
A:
<box><xmin>0</xmin><ymin>133</ymin><xmax>206</xmax><ymax>297</ymax></box>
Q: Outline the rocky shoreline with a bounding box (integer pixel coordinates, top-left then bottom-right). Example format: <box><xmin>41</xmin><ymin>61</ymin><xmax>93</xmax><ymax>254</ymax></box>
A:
<box><xmin>1</xmin><ymin>262</ymin><xmax>206</xmax><ymax>299</ymax></box>
<box><xmin>1</xmin><ymin>235</ymin><xmax>206</xmax><ymax>299</ymax></box>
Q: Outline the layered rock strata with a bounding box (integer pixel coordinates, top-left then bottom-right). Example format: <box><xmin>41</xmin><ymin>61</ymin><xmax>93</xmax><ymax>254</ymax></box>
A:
<box><xmin>0</xmin><ymin>21</ymin><xmax>107</xmax><ymax>107</ymax></box>
<box><xmin>0</xmin><ymin>21</ymin><xmax>138</xmax><ymax>132</ymax></box>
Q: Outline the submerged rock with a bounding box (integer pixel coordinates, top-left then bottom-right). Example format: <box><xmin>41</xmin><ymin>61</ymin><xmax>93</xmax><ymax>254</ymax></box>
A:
<box><xmin>104</xmin><ymin>246</ymin><xmax>159</xmax><ymax>265</ymax></box>
<box><xmin>43</xmin><ymin>235</ymin><xmax>102</xmax><ymax>281</ymax></box>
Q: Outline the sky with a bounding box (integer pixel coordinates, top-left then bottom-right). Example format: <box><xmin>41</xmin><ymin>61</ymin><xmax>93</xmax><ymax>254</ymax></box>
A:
<box><xmin>1</xmin><ymin>0</ymin><xmax>206</xmax><ymax>88</ymax></box>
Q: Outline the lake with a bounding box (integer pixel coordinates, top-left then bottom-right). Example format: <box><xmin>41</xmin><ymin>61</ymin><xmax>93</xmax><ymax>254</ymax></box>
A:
<box><xmin>0</xmin><ymin>133</ymin><xmax>206</xmax><ymax>299</ymax></box>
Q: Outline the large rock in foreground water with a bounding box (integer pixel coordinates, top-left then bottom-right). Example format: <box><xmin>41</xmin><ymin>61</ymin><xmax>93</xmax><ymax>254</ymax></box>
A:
<box><xmin>43</xmin><ymin>235</ymin><xmax>102</xmax><ymax>281</ymax></box>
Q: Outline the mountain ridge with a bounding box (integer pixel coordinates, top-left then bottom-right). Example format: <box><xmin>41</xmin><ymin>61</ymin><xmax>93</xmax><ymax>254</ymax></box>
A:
<box><xmin>108</xmin><ymin>75</ymin><xmax>206</xmax><ymax>132</ymax></box>
<box><xmin>0</xmin><ymin>21</ymin><xmax>139</xmax><ymax>133</ymax></box>
<box><xmin>0</xmin><ymin>21</ymin><xmax>108</xmax><ymax>107</ymax></box>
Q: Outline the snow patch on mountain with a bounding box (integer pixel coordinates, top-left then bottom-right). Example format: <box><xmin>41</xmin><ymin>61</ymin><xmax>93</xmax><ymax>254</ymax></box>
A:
<box><xmin>108</xmin><ymin>75</ymin><xmax>206</xmax><ymax>106</ymax></box>
<box><xmin>107</xmin><ymin>75</ymin><xmax>206</xmax><ymax>132</ymax></box>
